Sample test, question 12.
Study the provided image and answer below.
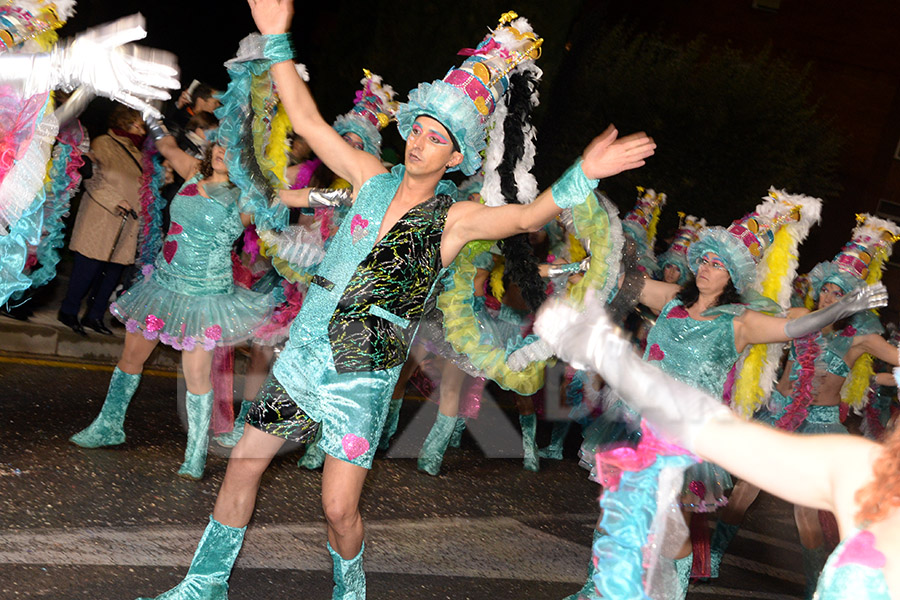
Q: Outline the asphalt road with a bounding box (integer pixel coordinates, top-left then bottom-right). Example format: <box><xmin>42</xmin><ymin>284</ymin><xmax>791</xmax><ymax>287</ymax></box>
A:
<box><xmin>0</xmin><ymin>358</ymin><xmax>808</xmax><ymax>599</ymax></box>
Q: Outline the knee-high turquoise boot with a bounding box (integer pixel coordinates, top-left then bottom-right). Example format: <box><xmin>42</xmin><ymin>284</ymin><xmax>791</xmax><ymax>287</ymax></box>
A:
<box><xmin>417</xmin><ymin>412</ymin><xmax>456</xmax><ymax>476</ymax></box>
<box><xmin>538</xmin><ymin>421</ymin><xmax>571</xmax><ymax>460</ymax></box>
<box><xmin>213</xmin><ymin>401</ymin><xmax>252</xmax><ymax>449</ymax></box>
<box><xmin>70</xmin><ymin>367</ymin><xmax>141</xmax><ymax>447</ymax></box>
<box><xmin>801</xmin><ymin>545</ymin><xmax>828</xmax><ymax>600</ymax></box>
<box><xmin>520</xmin><ymin>414</ymin><xmax>539</xmax><ymax>472</ymax></box>
<box><xmin>564</xmin><ymin>529</ymin><xmax>602</xmax><ymax>600</ymax></box>
<box><xmin>137</xmin><ymin>515</ymin><xmax>246</xmax><ymax>600</ymax></box>
<box><xmin>709</xmin><ymin>521</ymin><xmax>739</xmax><ymax>579</ymax></box>
<box><xmin>298</xmin><ymin>429</ymin><xmax>326</xmax><ymax>470</ymax></box>
<box><xmin>178</xmin><ymin>390</ymin><xmax>214</xmax><ymax>480</ymax></box>
<box><xmin>377</xmin><ymin>395</ymin><xmax>403</xmax><ymax>451</ymax></box>
<box><xmin>674</xmin><ymin>553</ymin><xmax>693</xmax><ymax>600</ymax></box>
<box><xmin>448</xmin><ymin>417</ymin><xmax>467</xmax><ymax>449</ymax></box>
<box><xmin>328</xmin><ymin>541</ymin><xmax>366</xmax><ymax>600</ymax></box>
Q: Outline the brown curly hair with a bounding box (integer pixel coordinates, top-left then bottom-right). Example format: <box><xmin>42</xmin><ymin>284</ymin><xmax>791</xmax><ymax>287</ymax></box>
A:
<box><xmin>855</xmin><ymin>419</ymin><xmax>900</xmax><ymax>524</ymax></box>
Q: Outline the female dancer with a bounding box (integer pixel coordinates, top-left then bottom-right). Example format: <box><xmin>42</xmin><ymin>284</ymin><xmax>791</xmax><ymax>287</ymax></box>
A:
<box><xmin>707</xmin><ymin>215</ymin><xmax>900</xmax><ymax>596</ymax></box>
<box><xmin>537</xmin><ymin>301</ymin><xmax>898</xmax><ymax>600</ymax></box>
<box><xmin>566</xmin><ymin>192</ymin><xmax>880</xmax><ymax>599</ymax></box>
<box><xmin>69</xmin><ymin>126</ymin><xmax>278</xmax><ymax>480</ymax></box>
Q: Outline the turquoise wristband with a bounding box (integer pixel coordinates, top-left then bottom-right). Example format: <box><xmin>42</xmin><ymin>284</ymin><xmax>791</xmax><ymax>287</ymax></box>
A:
<box><xmin>551</xmin><ymin>158</ymin><xmax>598</xmax><ymax>209</ymax></box>
<box><xmin>263</xmin><ymin>33</ymin><xmax>295</xmax><ymax>63</ymax></box>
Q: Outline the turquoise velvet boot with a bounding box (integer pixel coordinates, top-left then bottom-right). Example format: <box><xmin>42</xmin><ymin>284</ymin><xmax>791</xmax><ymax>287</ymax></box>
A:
<box><xmin>709</xmin><ymin>521</ymin><xmax>739</xmax><ymax>578</ymax></box>
<box><xmin>328</xmin><ymin>541</ymin><xmax>366</xmax><ymax>600</ymax></box>
<box><xmin>520</xmin><ymin>413</ymin><xmax>539</xmax><ymax>472</ymax></box>
<box><xmin>448</xmin><ymin>417</ymin><xmax>467</xmax><ymax>449</ymax></box>
<box><xmin>298</xmin><ymin>429</ymin><xmax>326</xmax><ymax>470</ymax></box>
<box><xmin>213</xmin><ymin>401</ymin><xmax>252</xmax><ymax>449</ymax></box>
<box><xmin>417</xmin><ymin>412</ymin><xmax>456</xmax><ymax>476</ymax></box>
<box><xmin>538</xmin><ymin>421</ymin><xmax>571</xmax><ymax>460</ymax></box>
<box><xmin>136</xmin><ymin>516</ymin><xmax>246</xmax><ymax>600</ymax></box>
<box><xmin>564</xmin><ymin>529</ymin><xmax>601</xmax><ymax>599</ymax></box>
<box><xmin>70</xmin><ymin>367</ymin><xmax>141</xmax><ymax>447</ymax></box>
<box><xmin>178</xmin><ymin>390</ymin><xmax>214</xmax><ymax>480</ymax></box>
<box><xmin>674</xmin><ymin>553</ymin><xmax>693</xmax><ymax>600</ymax></box>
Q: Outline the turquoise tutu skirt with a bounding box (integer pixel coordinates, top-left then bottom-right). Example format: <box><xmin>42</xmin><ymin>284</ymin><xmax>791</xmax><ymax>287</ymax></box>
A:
<box><xmin>110</xmin><ymin>270</ymin><xmax>274</xmax><ymax>350</ymax></box>
<box><xmin>757</xmin><ymin>391</ymin><xmax>847</xmax><ymax>435</ymax></box>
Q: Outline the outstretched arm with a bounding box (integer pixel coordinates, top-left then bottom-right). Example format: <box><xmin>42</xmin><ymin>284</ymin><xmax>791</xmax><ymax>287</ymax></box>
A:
<box><xmin>533</xmin><ymin>298</ymin><xmax>879</xmax><ymax>521</ymax></box>
<box><xmin>445</xmin><ymin>126</ymin><xmax>655</xmax><ymax>249</ymax></box>
<box><xmin>734</xmin><ymin>284</ymin><xmax>888</xmax><ymax>352</ymax></box>
<box><xmin>247</xmin><ymin>0</ymin><xmax>384</xmax><ymax>189</ymax></box>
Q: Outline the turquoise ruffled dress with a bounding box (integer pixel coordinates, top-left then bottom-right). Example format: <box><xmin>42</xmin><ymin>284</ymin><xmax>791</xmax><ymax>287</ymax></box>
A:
<box><xmin>110</xmin><ymin>176</ymin><xmax>274</xmax><ymax>349</ymax></box>
<box><xmin>814</xmin><ymin>528</ymin><xmax>890</xmax><ymax>599</ymax></box>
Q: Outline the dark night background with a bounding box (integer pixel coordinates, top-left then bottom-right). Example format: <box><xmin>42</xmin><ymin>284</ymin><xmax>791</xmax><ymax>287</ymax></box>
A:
<box><xmin>60</xmin><ymin>0</ymin><xmax>900</xmax><ymax>320</ymax></box>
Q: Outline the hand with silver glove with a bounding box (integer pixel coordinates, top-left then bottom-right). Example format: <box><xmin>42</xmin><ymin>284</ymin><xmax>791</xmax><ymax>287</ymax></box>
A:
<box><xmin>307</xmin><ymin>188</ymin><xmax>353</xmax><ymax>208</ymax></box>
<box><xmin>784</xmin><ymin>282</ymin><xmax>888</xmax><ymax>339</ymax></box>
<box><xmin>546</xmin><ymin>256</ymin><xmax>591</xmax><ymax>278</ymax></box>
<box><xmin>2</xmin><ymin>14</ymin><xmax>179</xmax><ymax>118</ymax></box>
<box><xmin>535</xmin><ymin>296</ymin><xmax>734</xmax><ymax>452</ymax></box>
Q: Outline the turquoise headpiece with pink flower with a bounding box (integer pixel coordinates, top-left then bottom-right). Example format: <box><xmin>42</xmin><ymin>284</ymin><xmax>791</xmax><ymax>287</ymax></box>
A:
<box><xmin>333</xmin><ymin>69</ymin><xmax>397</xmax><ymax>157</ymax></box>
<box><xmin>395</xmin><ymin>11</ymin><xmax>543</xmax><ymax>180</ymax></box>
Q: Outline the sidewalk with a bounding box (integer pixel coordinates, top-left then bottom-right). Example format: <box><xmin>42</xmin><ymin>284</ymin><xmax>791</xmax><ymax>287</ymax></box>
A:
<box><xmin>0</xmin><ymin>272</ymin><xmax>181</xmax><ymax>368</ymax></box>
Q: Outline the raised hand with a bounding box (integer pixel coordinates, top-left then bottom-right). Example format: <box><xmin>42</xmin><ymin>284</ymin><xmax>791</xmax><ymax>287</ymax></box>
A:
<box><xmin>51</xmin><ymin>14</ymin><xmax>179</xmax><ymax>117</ymax></box>
<box><xmin>581</xmin><ymin>125</ymin><xmax>656</xmax><ymax>180</ymax></box>
<box><xmin>248</xmin><ymin>0</ymin><xmax>294</xmax><ymax>35</ymax></box>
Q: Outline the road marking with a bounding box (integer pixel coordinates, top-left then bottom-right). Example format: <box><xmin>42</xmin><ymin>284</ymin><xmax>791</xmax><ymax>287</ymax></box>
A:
<box><xmin>0</xmin><ymin>515</ymin><xmax>593</xmax><ymax>583</ymax></box>
<box><xmin>689</xmin><ymin>587</ymin><xmax>800</xmax><ymax>599</ymax></box>
<box><xmin>0</xmin><ymin>355</ymin><xmax>176</xmax><ymax>377</ymax></box>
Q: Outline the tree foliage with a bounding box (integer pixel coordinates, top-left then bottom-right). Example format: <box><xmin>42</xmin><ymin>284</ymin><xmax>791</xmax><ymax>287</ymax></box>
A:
<box><xmin>534</xmin><ymin>21</ymin><xmax>844</xmax><ymax>231</ymax></box>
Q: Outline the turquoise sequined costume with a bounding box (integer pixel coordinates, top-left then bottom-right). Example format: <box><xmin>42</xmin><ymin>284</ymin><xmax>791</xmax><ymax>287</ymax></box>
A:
<box><xmin>581</xmin><ymin>298</ymin><xmax>738</xmax><ymax>511</ymax></box>
<box><xmin>814</xmin><ymin>528</ymin><xmax>890</xmax><ymax>599</ymax></box>
<box><xmin>110</xmin><ymin>175</ymin><xmax>274</xmax><ymax>348</ymax></box>
<box><xmin>270</xmin><ymin>165</ymin><xmax>456</xmax><ymax>469</ymax></box>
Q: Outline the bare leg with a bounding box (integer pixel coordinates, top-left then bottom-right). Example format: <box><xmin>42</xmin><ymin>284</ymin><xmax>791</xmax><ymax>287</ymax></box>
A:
<box><xmin>117</xmin><ymin>330</ymin><xmax>160</xmax><ymax>375</ymax></box>
<box><xmin>243</xmin><ymin>343</ymin><xmax>274</xmax><ymax>401</ymax></box>
<box><xmin>795</xmin><ymin>505</ymin><xmax>824</xmax><ymax>549</ymax></box>
<box><xmin>181</xmin><ymin>346</ymin><xmax>214</xmax><ymax>395</ymax></box>
<box><xmin>322</xmin><ymin>454</ymin><xmax>369</xmax><ymax>558</ymax></box>
<box><xmin>721</xmin><ymin>480</ymin><xmax>761</xmax><ymax>525</ymax></box>
<box><xmin>438</xmin><ymin>359</ymin><xmax>465</xmax><ymax>418</ymax></box>
<box><xmin>213</xmin><ymin>425</ymin><xmax>286</xmax><ymax>527</ymax></box>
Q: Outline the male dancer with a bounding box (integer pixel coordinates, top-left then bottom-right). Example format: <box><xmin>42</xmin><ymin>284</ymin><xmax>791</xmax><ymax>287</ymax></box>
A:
<box><xmin>138</xmin><ymin>1</ymin><xmax>656</xmax><ymax>598</ymax></box>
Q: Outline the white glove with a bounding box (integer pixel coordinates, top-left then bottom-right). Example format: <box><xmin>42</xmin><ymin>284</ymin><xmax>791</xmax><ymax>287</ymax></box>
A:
<box><xmin>1</xmin><ymin>14</ymin><xmax>179</xmax><ymax>117</ymax></box>
<box><xmin>535</xmin><ymin>295</ymin><xmax>733</xmax><ymax>451</ymax></box>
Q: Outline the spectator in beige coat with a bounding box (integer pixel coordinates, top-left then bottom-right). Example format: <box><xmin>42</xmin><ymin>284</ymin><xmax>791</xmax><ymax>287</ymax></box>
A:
<box><xmin>58</xmin><ymin>105</ymin><xmax>145</xmax><ymax>336</ymax></box>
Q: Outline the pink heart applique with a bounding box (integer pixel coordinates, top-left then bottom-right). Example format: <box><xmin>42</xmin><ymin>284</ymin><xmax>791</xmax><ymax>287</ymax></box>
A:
<box><xmin>163</xmin><ymin>240</ymin><xmax>178</xmax><ymax>263</ymax></box>
<box><xmin>688</xmin><ymin>480</ymin><xmax>707</xmax><ymax>500</ymax></box>
<box><xmin>204</xmin><ymin>324</ymin><xmax>222</xmax><ymax>341</ymax></box>
<box><xmin>647</xmin><ymin>343</ymin><xmax>665</xmax><ymax>361</ymax></box>
<box><xmin>145</xmin><ymin>314</ymin><xmax>165</xmax><ymax>332</ymax></box>
<box><xmin>341</xmin><ymin>434</ymin><xmax>370</xmax><ymax>461</ymax></box>
<box><xmin>835</xmin><ymin>530</ymin><xmax>886</xmax><ymax>569</ymax></box>
<box><xmin>168</xmin><ymin>222</ymin><xmax>183</xmax><ymax>235</ymax></box>
<box><xmin>667</xmin><ymin>305</ymin><xmax>690</xmax><ymax>319</ymax></box>
<box><xmin>350</xmin><ymin>214</ymin><xmax>369</xmax><ymax>234</ymax></box>
<box><xmin>180</xmin><ymin>183</ymin><xmax>199</xmax><ymax>196</ymax></box>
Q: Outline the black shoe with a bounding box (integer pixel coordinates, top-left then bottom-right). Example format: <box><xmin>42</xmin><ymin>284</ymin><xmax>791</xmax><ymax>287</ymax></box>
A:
<box><xmin>82</xmin><ymin>317</ymin><xmax>113</xmax><ymax>336</ymax></box>
<box><xmin>57</xmin><ymin>311</ymin><xmax>87</xmax><ymax>336</ymax></box>
<box><xmin>0</xmin><ymin>305</ymin><xmax>30</xmax><ymax>321</ymax></box>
